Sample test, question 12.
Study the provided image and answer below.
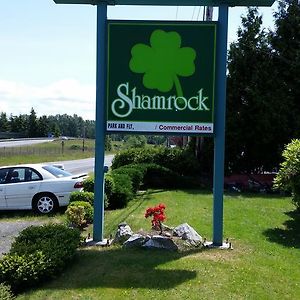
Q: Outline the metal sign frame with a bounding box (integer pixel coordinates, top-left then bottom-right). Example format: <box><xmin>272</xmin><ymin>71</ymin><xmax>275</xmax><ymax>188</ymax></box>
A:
<box><xmin>54</xmin><ymin>0</ymin><xmax>275</xmax><ymax>7</ymax></box>
<box><xmin>53</xmin><ymin>0</ymin><xmax>275</xmax><ymax>246</ymax></box>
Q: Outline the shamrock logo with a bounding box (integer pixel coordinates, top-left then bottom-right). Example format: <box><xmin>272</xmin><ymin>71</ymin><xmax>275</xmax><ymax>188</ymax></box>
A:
<box><xmin>129</xmin><ymin>29</ymin><xmax>196</xmax><ymax>97</ymax></box>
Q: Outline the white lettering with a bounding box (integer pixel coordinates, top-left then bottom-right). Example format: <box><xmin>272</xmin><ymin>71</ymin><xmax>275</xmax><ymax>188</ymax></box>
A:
<box><xmin>111</xmin><ymin>83</ymin><xmax>133</xmax><ymax>118</ymax></box>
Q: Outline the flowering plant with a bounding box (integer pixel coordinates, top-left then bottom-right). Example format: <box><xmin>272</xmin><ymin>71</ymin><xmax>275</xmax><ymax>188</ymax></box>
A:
<box><xmin>144</xmin><ymin>203</ymin><xmax>166</xmax><ymax>233</ymax></box>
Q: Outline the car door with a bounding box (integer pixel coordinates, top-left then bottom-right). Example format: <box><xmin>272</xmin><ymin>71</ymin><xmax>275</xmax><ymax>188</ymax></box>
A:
<box><xmin>0</xmin><ymin>168</ymin><xmax>9</xmax><ymax>208</ymax></box>
<box><xmin>5</xmin><ymin>167</ymin><xmax>42</xmax><ymax>209</ymax></box>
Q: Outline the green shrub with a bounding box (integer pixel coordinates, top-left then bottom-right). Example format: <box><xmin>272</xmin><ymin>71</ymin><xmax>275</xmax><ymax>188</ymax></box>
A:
<box><xmin>68</xmin><ymin>201</ymin><xmax>94</xmax><ymax>225</ymax></box>
<box><xmin>274</xmin><ymin>139</ymin><xmax>300</xmax><ymax>210</ymax></box>
<box><xmin>69</xmin><ymin>191</ymin><xmax>94</xmax><ymax>205</ymax></box>
<box><xmin>112</xmin><ymin>165</ymin><xmax>144</xmax><ymax>192</ymax></box>
<box><xmin>10</xmin><ymin>224</ymin><xmax>80</xmax><ymax>273</ymax></box>
<box><xmin>83</xmin><ymin>177</ymin><xmax>94</xmax><ymax>192</ymax></box>
<box><xmin>105</xmin><ymin>173</ymin><xmax>133</xmax><ymax>209</ymax></box>
<box><xmin>0</xmin><ymin>252</ymin><xmax>49</xmax><ymax>292</ymax></box>
<box><xmin>65</xmin><ymin>206</ymin><xmax>86</xmax><ymax>229</ymax></box>
<box><xmin>1</xmin><ymin>224</ymin><xmax>80</xmax><ymax>293</ymax></box>
<box><xmin>139</xmin><ymin>163</ymin><xmax>184</xmax><ymax>188</ymax></box>
<box><xmin>0</xmin><ymin>283</ymin><xmax>15</xmax><ymax>300</ymax></box>
<box><xmin>111</xmin><ymin>147</ymin><xmax>200</xmax><ymax>176</ymax></box>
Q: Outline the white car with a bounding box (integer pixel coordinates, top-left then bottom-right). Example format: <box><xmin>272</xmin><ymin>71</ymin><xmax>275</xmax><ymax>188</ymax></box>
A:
<box><xmin>0</xmin><ymin>164</ymin><xmax>88</xmax><ymax>214</ymax></box>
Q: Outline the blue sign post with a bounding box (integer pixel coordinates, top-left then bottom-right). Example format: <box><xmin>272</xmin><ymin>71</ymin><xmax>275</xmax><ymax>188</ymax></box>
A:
<box><xmin>93</xmin><ymin>3</ymin><xmax>107</xmax><ymax>241</ymax></box>
<box><xmin>213</xmin><ymin>4</ymin><xmax>228</xmax><ymax>246</ymax></box>
<box><xmin>53</xmin><ymin>0</ymin><xmax>275</xmax><ymax>245</ymax></box>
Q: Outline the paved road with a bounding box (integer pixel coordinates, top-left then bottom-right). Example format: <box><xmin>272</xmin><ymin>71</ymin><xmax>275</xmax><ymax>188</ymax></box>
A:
<box><xmin>0</xmin><ymin>138</ymin><xmax>53</xmax><ymax>148</ymax></box>
<box><xmin>51</xmin><ymin>155</ymin><xmax>114</xmax><ymax>174</ymax></box>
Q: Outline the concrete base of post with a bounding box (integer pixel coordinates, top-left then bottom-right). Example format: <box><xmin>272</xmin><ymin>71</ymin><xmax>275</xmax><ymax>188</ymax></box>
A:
<box><xmin>203</xmin><ymin>240</ymin><xmax>233</xmax><ymax>250</ymax></box>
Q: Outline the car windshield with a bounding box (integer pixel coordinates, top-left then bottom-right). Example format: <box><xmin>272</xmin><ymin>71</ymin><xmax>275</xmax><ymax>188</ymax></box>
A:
<box><xmin>43</xmin><ymin>165</ymin><xmax>72</xmax><ymax>178</ymax></box>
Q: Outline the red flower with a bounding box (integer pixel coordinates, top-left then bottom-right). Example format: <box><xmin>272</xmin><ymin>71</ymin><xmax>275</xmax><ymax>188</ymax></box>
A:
<box><xmin>144</xmin><ymin>204</ymin><xmax>166</xmax><ymax>230</ymax></box>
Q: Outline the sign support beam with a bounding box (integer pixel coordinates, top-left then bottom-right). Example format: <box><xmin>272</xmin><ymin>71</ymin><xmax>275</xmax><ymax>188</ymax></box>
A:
<box><xmin>93</xmin><ymin>3</ymin><xmax>107</xmax><ymax>241</ymax></box>
<box><xmin>213</xmin><ymin>4</ymin><xmax>228</xmax><ymax>246</ymax></box>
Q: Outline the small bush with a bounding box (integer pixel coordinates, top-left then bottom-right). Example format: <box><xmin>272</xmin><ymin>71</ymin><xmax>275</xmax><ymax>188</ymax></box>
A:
<box><xmin>105</xmin><ymin>173</ymin><xmax>133</xmax><ymax>209</ymax></box>
<box><xmin>274</xmin><ymin>139</ymin><xmax>300</xmax><ymax>210</ymax></box>
<box><xmin>83</xmin><ymin>177</ymin><xmax>94</xmax><ymax>192</ymax></box>
<box><xmin>0</xmin><ymin>283</ymin><xmax>15</xmax><ymax>300</ymax></box>
<box><xmin>67</xmin><ymin>201</ymin><xmax>93</xmax><ymax>225</ymax></box>
<box><xmin>69</xmin><ymin>191</ymin><xmax>94</xmax><ymax>205</ymax></box>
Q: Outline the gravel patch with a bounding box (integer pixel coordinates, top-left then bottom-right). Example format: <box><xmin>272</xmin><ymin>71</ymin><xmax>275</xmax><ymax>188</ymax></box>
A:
<box><xmin>0</xmin><ymin>220</ymin><xmax>46</xmax><ymax>258</ymax></box>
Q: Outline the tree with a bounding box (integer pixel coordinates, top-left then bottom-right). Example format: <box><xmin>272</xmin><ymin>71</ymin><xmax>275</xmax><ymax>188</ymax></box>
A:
<box><xmin>271</xmin><ymin>0</ymin><xmax>300</xmax><ymax>141</ymax></box>
<box><xmin>0</xmin><ymin>112</ymin><xmax>9</xmax><ymax>132</ymax></box>
<box><xmin>10</xmin><ymin>114</ymin><xmax>27</xmax><ymax>134</ymax></box>
<box><xmin>27</xmin><ymin>108</ymin><xmax>39</xmax><ymax>137</ymax></box>
<box><xmin>226</xmin><ymin>7</ymin><xmax>281</xmax><ymax>173</ymax></box>
<box><xmin>38</xmin><ymin>115</ymin><xmax>50</xmax><ymax>137</ymax></box>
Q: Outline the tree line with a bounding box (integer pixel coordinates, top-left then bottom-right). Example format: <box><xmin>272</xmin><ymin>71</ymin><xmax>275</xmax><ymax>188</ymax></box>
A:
<box><xmin>0</xmin><ymin>108</ymin><xmax>95</xmax><ymax>139</ymax></box>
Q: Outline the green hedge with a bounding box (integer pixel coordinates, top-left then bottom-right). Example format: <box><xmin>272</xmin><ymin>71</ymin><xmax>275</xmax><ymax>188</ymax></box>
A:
<box><xmin>111</xmin><ymin>147</ymin><xmax>200</xmax><ymax>176</ymax></box>
<box><xmin>105</xmin><ymin>172</ymin><xmax>133</xmax><ymax>209</ymax></box>
<box><xmin>112</xmin><ymin>165</ymin><xmax>144</xmax><ymax>193</ymax></box>
<box><xmin>82</xmin><ymin>177</ymin><xmax>94</xmax><ymax>193</ymax></box>
<box><xmin>69</xmin><ymin>191</ymin><xmax>94</xmax><ymax>206</ymax></box>
<box><xmin>0</xmin><ymin>224</ymin><xmax>81</xmax><ymax>293</ymax></box>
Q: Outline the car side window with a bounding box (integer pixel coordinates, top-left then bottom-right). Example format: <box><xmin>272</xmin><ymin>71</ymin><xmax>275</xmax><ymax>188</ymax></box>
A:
<box><xmin>7</xmin><ymin>168</ymin><xmax>26</xmax><ymax>183</ymax></box>
<box><xmin>0</xmin><ymin>169</ymin><xmax>9</xmax><ymax>184</ymax></box>
<box><xmin>25</xmin><ymin>168</ymin><xmax>42</xmax><ymax>181</ymax></box>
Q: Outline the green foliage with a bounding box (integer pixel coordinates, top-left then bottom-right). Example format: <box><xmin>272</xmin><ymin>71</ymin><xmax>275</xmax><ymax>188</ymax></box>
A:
<box><xmin>112</xmin><ymin>165</ymin><xmax>144</xmax><ymax>193</ymax></box>
<box><xmin>111</xmin><ymin>147</ymin><xmax>200</xmax><ymax>176</ymax></box>
<box><xmin>0</xmin><ymin>224</ymin><xmax>80</xmax><ymax>293</ymax></box>
<box><xmin>124</xmin><ymin>135</ymin><xmax>147</xmax><ymax>149</ymax></box>
<box><xmin>105</xmin><ymin>135</ymin><xmax>112</xmax><ymax>151</ymax></box>
<box><xmin>67</xmin><ymin>201</ymin><xmax>94</xmax><ymax>225</ymax></box>
<box><xmin>10</xmin><ymin>224</ymin><xmax>81</xmax><ymax>266</ymax></box>
<box><xmin>1</xmin><ymin>108</ymin><xmax>96</xmax><ymax>139</ymax></box>
<box><xmin>105</xmin><ymin>173</ymin><xmax>133</xmax><ymax>209</ymax></box>
<box><xmin>139</xmin><ymin>163</ymin><xmax>194</xmax><ymax>189</ymax></box>
<box><xmin>0</xmin><ymin>252</ymin><xmax>49</xmax><ymax>292</ymax></box>
<box><xmin>69</xmin><ymin>191</ymin><xmax>94</xmax><ymax>205</ymax></box>
<box><xmin>0</xmin><ymin>283</ymin><xmax>15</xmax><ymax>300</ymax></box>
<box><xmin>274</xmin><ymin>139</ymin><xmax>300</xmax><ymax>210</ymax></box>
<box><xmin>69</xmin><ymin>144</ymin><xmax>82</xmax><ymax>150</ymax></box>
<box><xmin>226</xmin><ymin>7</ymin><xmax>281</xmax><ymax>173</ymax></box>
<box><xmin>83</xmin><ymin>177</ymin><xmax>94</xmax><ymax>193</ymax></box>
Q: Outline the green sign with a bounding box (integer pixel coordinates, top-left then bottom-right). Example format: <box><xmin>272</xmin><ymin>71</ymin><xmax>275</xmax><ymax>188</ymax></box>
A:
<box><xmin>107</xmin><ymin>21</ymin><xmax>217</xmax><ymax>134</ymax></box>
<box><xmin>54</xmin><ymin>0</ymin><xmax>275</xmax><ymax>7</ymax></box>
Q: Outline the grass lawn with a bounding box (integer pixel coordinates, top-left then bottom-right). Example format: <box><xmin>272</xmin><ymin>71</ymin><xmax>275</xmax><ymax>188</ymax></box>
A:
<box><xmin>16</xmin><ymin>190</ymin><xmax>300</xmax><ymax>299</ymax></box>
<box><xmin>0</xmin><ymin>139</ymin><xmax>95</xmax><ymax>166</ymax></box>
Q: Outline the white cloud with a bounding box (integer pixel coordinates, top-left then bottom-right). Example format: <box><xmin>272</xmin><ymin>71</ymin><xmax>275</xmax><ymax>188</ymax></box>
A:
<box><xmin>0</xmin><ymin>79</ymin><xmax>96</xmax><ymax>120</ymax></box>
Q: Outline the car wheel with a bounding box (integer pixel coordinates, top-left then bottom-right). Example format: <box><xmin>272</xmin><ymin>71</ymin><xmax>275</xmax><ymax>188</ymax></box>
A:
<box><xmin>33</xmin><ymin>194</ymin><xmax>58</xmax><ymax>214</ymax></box>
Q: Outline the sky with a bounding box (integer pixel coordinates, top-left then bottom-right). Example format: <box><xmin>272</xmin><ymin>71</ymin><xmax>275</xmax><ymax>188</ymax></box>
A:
<box><xmin>0</xmin><ymin>0</ymin><xmax>278</xmax><ymax>120</ymax></box>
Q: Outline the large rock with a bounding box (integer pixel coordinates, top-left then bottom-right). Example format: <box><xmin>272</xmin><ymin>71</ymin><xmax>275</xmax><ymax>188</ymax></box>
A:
<box><xmin>123</xmin><ymin>234</ymin><xmax>148</xmax><ymax>248</ymax></box>
<box><xmin>113</xmin><ymin>222</ymin><xmax>133</xmax><ymax>244</ymax></box>
<box><xmin>143</xmin><ymin>235</ymin><xmax>178</xmax><ymax>251</ymax></box>
<box><xmin>173</xmin><ymin>223</ymin><xmax>203</xmax><ymax>246</ymax></box>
